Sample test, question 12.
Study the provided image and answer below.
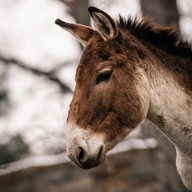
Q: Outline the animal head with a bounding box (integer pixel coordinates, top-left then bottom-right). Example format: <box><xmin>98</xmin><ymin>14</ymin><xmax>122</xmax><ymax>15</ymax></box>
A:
<box><xmin>55</xmin><ymin>6</ymin><xmax>150</xmax><ymax>169</ymax></box>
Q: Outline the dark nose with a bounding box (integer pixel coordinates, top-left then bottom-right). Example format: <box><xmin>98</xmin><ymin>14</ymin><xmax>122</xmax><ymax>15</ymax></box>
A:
<box><xmin>75</xmin><ymin>145</ymin><xmax>104</xmax><ymax>169</ymax></box>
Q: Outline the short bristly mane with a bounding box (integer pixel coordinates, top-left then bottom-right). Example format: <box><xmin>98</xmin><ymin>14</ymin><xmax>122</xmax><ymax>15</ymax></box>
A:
<box><xmin>117</xmin><ymin>16</ymin><xmax>192</xmax><ymax>59</ymax></box>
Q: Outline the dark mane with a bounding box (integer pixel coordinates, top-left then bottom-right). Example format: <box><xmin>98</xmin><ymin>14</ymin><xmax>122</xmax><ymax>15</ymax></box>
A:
<box><xmin>117</xmin><ymin>16</ymin><xmax>192</xmax><ymax>59</ymax></box>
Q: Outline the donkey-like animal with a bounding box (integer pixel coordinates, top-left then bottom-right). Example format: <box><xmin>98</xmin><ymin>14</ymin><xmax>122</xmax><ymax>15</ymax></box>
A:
<box><xmin>55</xmin><ymin>7</ymin><xmax>192</xmax><ymax>189</ymax></box>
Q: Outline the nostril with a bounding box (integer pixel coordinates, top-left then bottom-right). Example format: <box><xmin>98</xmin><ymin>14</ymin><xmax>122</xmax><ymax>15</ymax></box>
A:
<box><xmin>78</xmin><ymin>147</ymin><xmax>85</xmax><ymax>162</ymax></box>
<box><xmin>97</xmin><ymin>146</ymin><xmax>103</xmax><ymax>159</ymax></box>
<box><xmin>75</xmin><ymin>145</ymin><xmax>105</xmax><ymax>169</ymax></box>
<box><xmin>95</xmin><ymin>145</ymin><xmax>104</xmax><ymax>164</ymax></box>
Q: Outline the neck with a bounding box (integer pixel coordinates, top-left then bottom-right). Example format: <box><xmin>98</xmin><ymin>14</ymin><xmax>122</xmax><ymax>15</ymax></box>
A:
<box><xmin>121</xmin><ymin>23</ymin><xmax>192</xmax><ymax>187</ymax></box>
<box><xmin>144</xmin><ymin>58</ymin><xmax>192</xmax><ymax>189</ymax></box>
<box><xmin>136</xmin><ymin>45</ymin><xmax>192</xmax><ymax>189</ymax></box>
<box><xmin>146</xmin><ymin>61</ymin><xmax>192</xmax><ymax>155</ymax></box>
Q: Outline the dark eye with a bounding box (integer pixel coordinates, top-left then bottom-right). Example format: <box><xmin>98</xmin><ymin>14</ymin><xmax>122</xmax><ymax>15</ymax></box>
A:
<box><xmin>96</xmin><ymin>70</ymin><xmax>113</xmax><ymax>84</ymax></box>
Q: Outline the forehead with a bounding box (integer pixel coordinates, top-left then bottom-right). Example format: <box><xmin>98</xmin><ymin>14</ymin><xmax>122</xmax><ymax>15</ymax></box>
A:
<box><xmin>76</xmin><ymin>33</ymin><xmax>121</xmax><ymax>81</ymax></box>
<box><xmin>84</xmin><ymin>33</ymin><xmax>118</xmax><ymax>60</ymax></box>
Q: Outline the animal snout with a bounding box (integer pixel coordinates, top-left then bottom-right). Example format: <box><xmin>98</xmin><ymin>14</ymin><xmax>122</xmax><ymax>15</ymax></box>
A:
<box><xmin>66</xmin><ymin>125</ymin><xmax>106</xmax><ymax>169</ymax></box>
<box><xmin>69</xmin><ymin>144</ymin><xmax>105</xmax><ymax>169</ymax></box>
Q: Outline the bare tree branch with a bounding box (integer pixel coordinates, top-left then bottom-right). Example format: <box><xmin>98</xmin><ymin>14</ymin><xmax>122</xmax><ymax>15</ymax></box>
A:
<box><xmin>0</xmin><ymin>55</ymin><xmax>73</xmax><ymax>93</ymax></box>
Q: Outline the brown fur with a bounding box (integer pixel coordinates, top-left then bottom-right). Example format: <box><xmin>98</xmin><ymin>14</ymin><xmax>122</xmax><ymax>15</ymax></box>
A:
<box><xmin>68</xmin><ymin>33</ymin><xmax>145</xmax><ymax>142</ymax></box>
<box><xmin>57</xmin><ymin>7</ymin><xmax>192</xmax><ymax>186</ymax></box>
<box><xmin>116</xmin><ymin>16</ymin><xmax>192</xmax><ymax>92</ymax></box>
<box><xmin>67</xmin><ymin>15</ymin><xmax>192</xmax><ymax>143</ymax></box>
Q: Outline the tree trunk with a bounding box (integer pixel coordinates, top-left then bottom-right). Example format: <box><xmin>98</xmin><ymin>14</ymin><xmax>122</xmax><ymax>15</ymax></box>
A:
<box><xmin>141</xmin><ymin>0</ymin><xmax>179</xmax><ymax>26</ymax></box>
<box><xmin>65</xmin><ymin>0</ymin><xmax>89</xmax><ymax>50</ymax></box>
<box><xmin>69</xmin><ymin>0</ymin><xmax>90</xmax><ymax>26</ymax></box>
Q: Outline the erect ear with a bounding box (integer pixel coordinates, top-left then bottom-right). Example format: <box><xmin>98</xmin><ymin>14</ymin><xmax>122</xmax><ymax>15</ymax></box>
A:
<box><xmin>55</xmin><ymin>19</ymin><xmax>94</xmax><ymax>47</ymax></box>
<box><xmin>88</xmin><ymin>6</ymin><xmax>118</xmax><ymax>41</ymax></box>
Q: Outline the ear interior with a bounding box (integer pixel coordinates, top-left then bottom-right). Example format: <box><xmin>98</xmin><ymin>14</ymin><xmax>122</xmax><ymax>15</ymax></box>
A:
<box><xmin>55</xmin><ymin>19</ymin><xmax>94</xmax><ymax>46</ymax></box>
<box><xmin>88</xmin><ymin>6</ymin><xmax>118</xmax><ymax>40</ymax></box>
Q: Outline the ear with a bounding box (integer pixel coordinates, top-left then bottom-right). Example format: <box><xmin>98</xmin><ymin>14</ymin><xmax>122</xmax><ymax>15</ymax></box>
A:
<box><xmin>88</xmin><ymin>6</ymin><xmax>118</xmax><ymax>41</ymax></box>
<box><xmin>55</xmin><ymin>19</ymin><xmax>94</xmax><ymax>47</ymax></box>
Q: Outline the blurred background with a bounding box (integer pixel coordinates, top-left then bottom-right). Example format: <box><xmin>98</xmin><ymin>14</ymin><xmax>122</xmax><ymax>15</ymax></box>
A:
<box><xmin>0</xmin><ymin>0</ymin><xmax>192</xmax><ymax>191</ymax></box>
